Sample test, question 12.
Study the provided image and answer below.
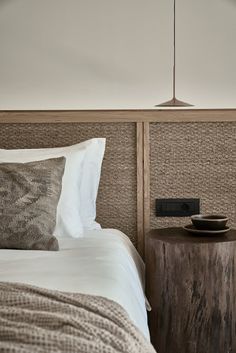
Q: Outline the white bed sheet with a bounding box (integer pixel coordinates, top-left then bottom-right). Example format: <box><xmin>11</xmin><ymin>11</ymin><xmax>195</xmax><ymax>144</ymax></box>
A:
<box><xmin>0</xmin><ymin>229</ymin><xmax>149</xmax><ymax>339</ymax></box>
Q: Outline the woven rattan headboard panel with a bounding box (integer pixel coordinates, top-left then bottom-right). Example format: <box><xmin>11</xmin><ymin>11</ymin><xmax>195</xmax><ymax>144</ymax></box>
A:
<box><xmin>0</xmin><ymin>122</ymin><xmax>138</xmax><ymax>246</ymax></box>
<box><xmin>149</xmin><ymin>122</ymin><xmax>236</xmax><ymax>229</ymax></box>
<box><xmin>1</xmin><ymin>110</ymin><xmax>236</xmax><ymax>257</ymax></box>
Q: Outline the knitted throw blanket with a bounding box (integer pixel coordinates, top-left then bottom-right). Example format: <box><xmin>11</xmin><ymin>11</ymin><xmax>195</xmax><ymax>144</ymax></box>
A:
<box><xmin>0</xmin><ymin>282</ymin><xmax>156</xmax><ymax>353</ymax></box>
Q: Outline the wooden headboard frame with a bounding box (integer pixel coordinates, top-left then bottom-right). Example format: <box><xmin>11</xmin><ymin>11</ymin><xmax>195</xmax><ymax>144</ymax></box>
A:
<box><xmin>0</xmin><ymin>109</ymin><xmax>235</xmax><ymax>258</ymax></box>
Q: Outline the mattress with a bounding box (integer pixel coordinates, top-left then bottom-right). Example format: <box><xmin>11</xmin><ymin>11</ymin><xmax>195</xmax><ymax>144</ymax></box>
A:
<box><xmin>0</xmin><ymin>229</ymin><xmax>149</xmax><ymax>339</ymax></box>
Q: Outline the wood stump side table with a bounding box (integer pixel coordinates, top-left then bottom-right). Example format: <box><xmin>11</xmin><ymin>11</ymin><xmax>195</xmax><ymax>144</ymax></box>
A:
<box><xmin>145</xmin><ymin>227</ymin><xmax>236</xmax><ymax>353</ymax></box>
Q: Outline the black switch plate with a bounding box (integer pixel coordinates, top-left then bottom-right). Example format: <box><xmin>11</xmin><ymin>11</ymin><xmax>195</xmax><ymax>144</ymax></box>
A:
<box><xmin>156</xmin><ymin>198</ymin><xmax>200</xmax><ymax>217</ymax></box>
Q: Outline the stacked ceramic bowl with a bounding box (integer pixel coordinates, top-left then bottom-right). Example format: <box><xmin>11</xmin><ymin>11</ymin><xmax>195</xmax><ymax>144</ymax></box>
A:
<box><xmin>184</xmin><ymin>214</ymin><xmax>230</xmax><ymax>235</ymax></box>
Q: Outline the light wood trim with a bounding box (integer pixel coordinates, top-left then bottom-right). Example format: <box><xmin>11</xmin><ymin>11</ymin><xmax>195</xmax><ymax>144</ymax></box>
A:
<box><xmin>0</xmin><ymin>109</ymin><xmax>236</xmax><ymax>123</ymax></box>
<box><xmin>143</xmin><ymin>122</ymin><xmax>150</xmax><ymax>256</ymax></box>
<box><xmin>149</xmin><ymin>109</ymin><xmax>236</xmax><ymax>122</ymax></box>
<box><xmin>136</xmin><ymin>123</ymin><xmax>144</xmax><ymax>256</ymax></box>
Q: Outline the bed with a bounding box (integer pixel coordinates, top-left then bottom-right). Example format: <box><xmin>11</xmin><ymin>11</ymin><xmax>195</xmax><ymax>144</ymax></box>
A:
<box><xmin>0</xmin><ymin>230</ymin><xmax>153</xmax><ymax>352</ymax></box>
<box><xmin>0</xmin><ymin>122</ymin><xmax>155</xmax><ymax>353</ymax></box>
<box><xmin>0</xmin><ymin>229</ymin><xmax>149</xmax><ymax>338</ymax></box>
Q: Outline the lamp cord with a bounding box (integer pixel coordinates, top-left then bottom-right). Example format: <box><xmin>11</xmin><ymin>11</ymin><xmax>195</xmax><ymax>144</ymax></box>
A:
<box><xmin>173</xmin><ymin>0</ymin><xmax>176</xmax><ymax>100</ymax></box>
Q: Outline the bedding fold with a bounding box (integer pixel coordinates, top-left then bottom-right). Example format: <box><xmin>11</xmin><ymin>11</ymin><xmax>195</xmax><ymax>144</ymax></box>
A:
<box><xmin>0</xmin><ymin>282</ymin><xmax>155</xmax><ymax>353</ymax></box>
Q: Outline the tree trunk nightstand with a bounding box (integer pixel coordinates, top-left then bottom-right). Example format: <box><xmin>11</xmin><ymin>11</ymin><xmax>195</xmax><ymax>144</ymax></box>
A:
<box><xmin>145</xmin><ymin>227</ymin><xmax>236</xmax><ymax>353</ymax></box>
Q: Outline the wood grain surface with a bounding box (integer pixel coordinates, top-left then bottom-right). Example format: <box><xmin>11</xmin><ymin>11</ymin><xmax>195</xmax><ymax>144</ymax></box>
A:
<box><xmin>0</xmin><ymin>109</ymin><xmax>236</xmax><ymax>123</ymax></box>
<box><xmin>143</xmin><ymin>122</ymin><xmax>150</xmax><ymax>244</ymax></box>
<box><xmin>136</xmin><ymin>122</ymin><xmax>144</xmax><ymax>256</ymax></box>
<box><xmin>146</xmin><ymin>227</ymin><xmax>236</xmax><ymax>353</ymax></box>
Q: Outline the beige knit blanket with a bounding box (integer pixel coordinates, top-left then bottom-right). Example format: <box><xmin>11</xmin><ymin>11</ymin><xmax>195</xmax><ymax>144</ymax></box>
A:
<box><xmin>0</xmin><ymin>282</ymin><xmax>156</xmax><ymax>353</ymax></box>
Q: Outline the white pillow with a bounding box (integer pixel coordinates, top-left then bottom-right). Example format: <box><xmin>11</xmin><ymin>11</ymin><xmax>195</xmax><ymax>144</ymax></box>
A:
<box><xmin>78</xmin><ymin>138</ymin><xmax>106</xmax><ymax>230</ymax></box>
<box><xmin>0</xmin><ymin>138</ymin><xmax>106</xmax><ymax>237</ymax></box>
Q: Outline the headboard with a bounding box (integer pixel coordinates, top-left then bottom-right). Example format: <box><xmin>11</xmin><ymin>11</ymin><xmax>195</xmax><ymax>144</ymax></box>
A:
<box><xmin>0</xmin><ymin>121</ymin><xmax>139</xmax><ymax>248</ymax></box>
<box><xmin>149</xmin><ymin>121</ymin><xmax>236</xmax><ymax>230</ymax></box>
<box><xmin>0</xmin><ymin>109</ymin><xmax>236</xmax><ymax>258</ymax></box>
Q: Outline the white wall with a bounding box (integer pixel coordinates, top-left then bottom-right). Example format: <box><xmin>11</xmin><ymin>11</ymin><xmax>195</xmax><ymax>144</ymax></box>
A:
<box><xmin>0</xmin><ymin>0</ymin><xmax>235</xmax><ymax>109</ymax></box>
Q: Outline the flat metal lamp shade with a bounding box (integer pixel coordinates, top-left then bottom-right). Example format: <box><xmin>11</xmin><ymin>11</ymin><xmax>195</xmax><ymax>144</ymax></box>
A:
<box><xmin>155</xmin><ymin>97</ymin><xmax>193</xmax><ymax>107</ymax></box>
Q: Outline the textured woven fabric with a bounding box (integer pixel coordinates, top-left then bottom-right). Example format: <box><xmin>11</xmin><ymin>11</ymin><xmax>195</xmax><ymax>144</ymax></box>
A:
<box><xmin>0</xmin><ymin>123</ymin><xmax>137</xmax><ymax>246</ymax></box>
<box><xmin>0</xmin><ymin>282</ymin><xmax>155</xmax><ymax>353</ymax></box>
<box><xmin>0</xmin><ymin>157</ymin><xmax>65</xmax><ymax>250</ymax></box>
<box><xmin>150</xmin><ymin>122</ymin><xmax>236</xmax><ymax>229</ymax></box>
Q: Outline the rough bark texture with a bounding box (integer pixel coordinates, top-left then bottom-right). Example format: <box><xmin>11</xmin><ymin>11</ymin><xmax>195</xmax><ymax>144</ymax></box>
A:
<box><xmin>146</xmin><ymin>227</ymin><xmax>236</xmax><ymax>353</ymax></box>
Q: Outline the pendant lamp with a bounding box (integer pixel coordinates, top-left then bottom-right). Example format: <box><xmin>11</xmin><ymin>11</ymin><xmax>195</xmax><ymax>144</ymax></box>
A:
<box><xmin>155</xmin><ymin>0</ymin><xmax>193</xmax><ymax>107</ymax></box>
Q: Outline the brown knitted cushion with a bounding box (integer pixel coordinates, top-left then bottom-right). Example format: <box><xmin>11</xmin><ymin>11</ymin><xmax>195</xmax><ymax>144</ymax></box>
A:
<box><xmin>0</xmin><ymin>157</ymin><xmax>65</xmax><ymax>251</ymax></box>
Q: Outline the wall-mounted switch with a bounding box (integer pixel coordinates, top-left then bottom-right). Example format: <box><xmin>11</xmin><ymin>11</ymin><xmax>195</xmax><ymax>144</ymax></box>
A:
<box><xmin>156</xmin><ymin>198</ymin><xmax>200</xmax><ymax>217</ymax></box>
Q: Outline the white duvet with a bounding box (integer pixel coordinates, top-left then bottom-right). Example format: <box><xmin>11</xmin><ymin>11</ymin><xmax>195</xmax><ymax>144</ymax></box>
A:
<box><xmin>0</xmin><ymin>229</ymin><xmax>149</xmax><ymax>339</ymax></box>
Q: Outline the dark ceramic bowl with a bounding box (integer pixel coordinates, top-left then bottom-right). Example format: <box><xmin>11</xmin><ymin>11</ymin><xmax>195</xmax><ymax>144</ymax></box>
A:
<box><xmin>191</xmin><ymin>214</ymin><xmax>228</xmax><ymax>230</ymax></box>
